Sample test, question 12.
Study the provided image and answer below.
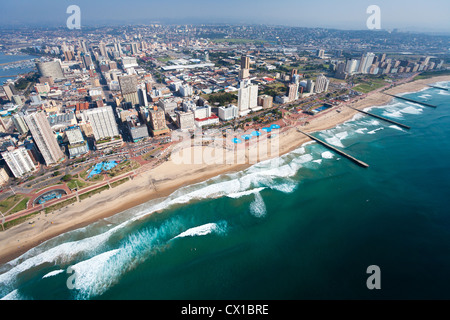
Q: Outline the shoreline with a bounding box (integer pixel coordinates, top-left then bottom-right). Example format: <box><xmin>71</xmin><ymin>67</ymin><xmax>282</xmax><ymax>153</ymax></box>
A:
<box><xmin>1</xmin><ymin>74</ymin><xmax>449</xmax><ymax>266</ymax></box>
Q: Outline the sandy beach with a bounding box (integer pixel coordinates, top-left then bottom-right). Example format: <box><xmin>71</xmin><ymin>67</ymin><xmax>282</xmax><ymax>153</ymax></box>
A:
<box><xmin>0</xmin><ymin>74</ymin><xmax>449</xmax><ymax>265</ymax></box>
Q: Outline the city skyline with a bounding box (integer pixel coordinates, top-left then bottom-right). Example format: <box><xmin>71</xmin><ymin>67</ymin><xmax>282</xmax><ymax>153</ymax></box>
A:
<box><xmin>2</xmin><ymin>0</ymin><xmax>450</xmax><ymax>34</ymax></box>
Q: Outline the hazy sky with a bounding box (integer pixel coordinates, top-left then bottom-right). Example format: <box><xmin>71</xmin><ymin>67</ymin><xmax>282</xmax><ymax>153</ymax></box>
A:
<box><xmin>2</xmin><ymin>0</ymin><xmax>450</xmax><ymax>33</ymax></box>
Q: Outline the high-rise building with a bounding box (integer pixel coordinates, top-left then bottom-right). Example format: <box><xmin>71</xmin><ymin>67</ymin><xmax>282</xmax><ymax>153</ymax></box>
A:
<box><xmin>288</xmin><ymin>83</ymin><xmax>299</xmax><ymax>102</ymax></box>
<box><xmin>24</xmin><ymin>112</ymin><xmax>64</xmax><ymax>166</ymax></box>
<box><xmin>12</xmin><ymin>113</ymin><xmax>29</xmax><ymax>135</ymax></box>
<box><xmin>315</xmin><ymin>74</ymin><xmax>330</xmax><ymax>93</ymax></box>
<box><xmin>257</xmin><ymin>95</ymin><xmax>273</xmax><ymax>109</ymax></box>
<box><xmin>306</xmin><ymin>80</ymin><xmax>315</xmax><ymax>94</ymax></box>
<box><xmin>179</xmin><ymin>84</ymin><xmax>193</xmax><ymax>97</ymax></box>
<box><xmin>335</xmin><ymin>62</ymin><xmax>348</xmax><ymax>80</ymax></box>
<box><xmin>99</xmin><ymin>41</ymin><xmax>108</xmax><ymax>58</ymax></box>
<box><xmin>148</xmin><ymin>106</ymin><xmax>169</xmax><ymax>136</ymax></box>
<box><xmin>239</xmin><ymin>55</ymin><xmax>250</xmax><ymax>80</ymax></box>
<box><xmin>237</xmin><ymin>79</ymin><xmax>258</xmax><ymax>116</ymax></box>
<box><xmin>241</xmin><ymin>55</ymin><xmax>250</xmax><ymax>69</ymax></box>
<box><xmin>84</xmin><ymin>105</ymin><xmax>119</xmax><ymax>141</ymax></box>
<box><xmin>317</xmin><ymin>49</ymin><xmax>325</xmax><ymax>59</ymax></box>
<box><xmin>131</xmin><ymin>42</ymin><xmax>139</xmax><ymax>55</ymax></box>
<box><xmin>119</xmin><ymin>75</ymin><xmax>139</xmax><ymax>106</ymax></box>
<box><xmin>1</xmin><ymin>147</ymin><xmax>36</xmax><ymax>178</ymax></box>
<box><xmin>358</xmin><ymin>52</ymin><xmax>375</xmax><ymax>74</ymax></box>
<box><xmin>0</xmin><ymin>167</ymin><xmax>9</xmax><ymax>186</ymax></box>
<box><xmin>346</xmin><ymin>59</ymin><xmax>360</xmax><ymax>75</ymax></box>
<box><xmin>218</xmin><ymin>104</ymin><xmax>238</xmax><ymax>121</ymax></box>
<box><xmin>36</xmin><ymin>61</ymin><xmax>64</xmax><ymax>80</ymax></box>
<box><xmin>176</xmin><ymin>110</ymin><xmax>195</xmax><ymax>130</ymax></box>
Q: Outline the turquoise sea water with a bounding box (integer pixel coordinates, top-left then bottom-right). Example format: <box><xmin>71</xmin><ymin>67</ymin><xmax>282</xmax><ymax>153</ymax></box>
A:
<box><xmin>1</xmin><ymin>82</ymin><xmax>450</xmax><ymax>300</ymax></box>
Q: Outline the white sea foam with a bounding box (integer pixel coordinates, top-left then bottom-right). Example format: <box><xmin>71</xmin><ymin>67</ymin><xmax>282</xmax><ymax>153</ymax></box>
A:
<box><xmin>382</xmin><ymin>110</ymin><xmax>403</xmax><ymax>119</ymax></box>
<box><xmin>367</xmin><ymin>127</ymin><xmax>384</xmax><ymax>135</ymax></box>
<box><xmin>172</xmin><ymin>222</ymin><xmax>226</xmax><ymax>239</ymax></box>
<box><xmin>389</xmin><ymin>125</ymin><xmax>406</xmax><ymax>132</ymax></box>
<box><xmin>249</xmin><ymin>192</ymin><xmax>267</xmax><ymax>218</ymax></box>
<box><xmin>400</xmin><ymin>106</ymin><xmax>423</xmax><ymax>115</ymax></box>
<box><xmin>321</xmin><ymin>151</ymin><xmax>334</xmax><ymax>159</ymax></box>
<box><xmin>355</xmin><ymin>128</ymin><xmax>368</xmax><ymax>134</ymax></box>
<box><xmin>0</xmin><ymin>289</ymin><xmax>27</xmax><ymax>300</ymax></box>
<box><xmin>70</xmin><ymin>249</ymin><xmax>121</xmax><ymax>299</ymax></box>
<box><xmin>227</xmin><ymin>187</ymin><xmax>266</xmax><ymax>199</ymax></box>
<box><xmin>312</xmin><ymin>159</ymin><xmax>323</xmax><ymax>164</ymax></box>
<box><xmin>42</xmin><ymin>269</ymin><xmax>65</xmax><ymax>279</ymax></box>
<box><xmin>325</xmin><ymin>136</ymin><xmax>345</xmax><ymax>148</ymax></box>
<box><xmin>271</xmin><ymin>180</ymin><xmax>298</xmax><ymax>194</ymax></box>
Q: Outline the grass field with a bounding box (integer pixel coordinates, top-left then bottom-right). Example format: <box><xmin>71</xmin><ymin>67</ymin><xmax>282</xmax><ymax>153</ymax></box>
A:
<box><xmin>0</xmin><ymin>195</ymin><xmax>30</xmax><ymax>216</ymax></box>
<box><xmin>353</xmin><ymin>78</ymin><xmax>388</xmax><ymax>93</ymax></box>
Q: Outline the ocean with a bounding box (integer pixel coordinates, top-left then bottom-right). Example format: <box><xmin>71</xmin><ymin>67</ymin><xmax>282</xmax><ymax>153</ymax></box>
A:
<box><xmin>0</xmin><ymin>52</ymin><xmax>37</xmax><ymax>85</ymax></box>
<box><xmin>1</xmin><ymin>82</ymin><xmax>450</xmax><ymax>300</ymax></box>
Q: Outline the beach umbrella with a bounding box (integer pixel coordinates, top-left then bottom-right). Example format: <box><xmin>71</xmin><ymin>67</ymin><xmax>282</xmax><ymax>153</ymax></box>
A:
<box><xmin>241</xmin><ymin>134</ymin><xmax>252</xmax><ymax>140</ymax></box>
<box><xmin>251</xmin><ymin>131</ymin><xmax>261</xmax><ymax>137</ymax></box>
<box><xmin>270</xmin><ymin>124</ymin><xmax>281</xmax><ymax>129</ymax></box>
<box><xmin>232</xmin><ymin>138</ymin><xmax>242</xmax><ymax>144</ymax></box>
<box><xmin>261</xmin><ymin>127</ymin><xmax>272</xmax><ymax>133</ymax></box>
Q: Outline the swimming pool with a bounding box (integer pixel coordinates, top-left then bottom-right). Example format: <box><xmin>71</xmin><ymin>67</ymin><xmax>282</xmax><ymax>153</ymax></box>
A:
<box><xmin>313</xmin><ymin>105</ymin><xmax>331</xmax><ymax>113</ymax></box>
<box><xmin>87</xmin><ymin>161</ymin><xmax>118</xmax><ymax>179</ymax></box>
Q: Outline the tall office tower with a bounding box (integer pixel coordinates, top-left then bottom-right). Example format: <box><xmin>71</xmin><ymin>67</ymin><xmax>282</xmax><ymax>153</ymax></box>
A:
<box><xmin>36</xmin><ymin>61</ymin><xmax>64</xmax><ymax>80</ymax></box>
<box><xmin>346</xmin><ymin>59</ymin><xmax>360</xmax><ymax>75</ymax></box>
<box><xmin>148</xmin><ymin>106</ymin><xmax>169</xmax><ymax>136</ymax></box>
<box><xmin>335</xmin><ymin>62</ymin><xmax>348</xmax><ymax>80</ymax></box>
<box><xmin>12</xmin><ymin>113</ymin><xmax>29</xmax><ymax>135</ymax></box>
<box><xmin>380</xmin><ymin>53</ymin><xmax>386</xmax><ymax>63</ymax></box>
<box><xmin>317</xmin><ymin>49</ymin><xmax>325</xmax><ymax>59</ymax></box>
<box><xmin>24</xmin><ymin>112</ymin><xmax>64</xmax><ymax>166</ymax></box>
<box><xmin>119</xmin><ymin>75</ymin><xmax>139</xmax><ymax>106</ymax></box>
<box><xmin>239</xmin><ymin>55</ymin><xmax>250</xmax><ymax>80</ymax></box>
<box><xmin>84</xmin><ymin>105</ymin><xmax>119</xmax><ymax>141</ymax></box>
<box><xmin>288</xmin><ymin>83</ymin><xmax>299</xmax><ymax>102</ymax></box>
<box><xmin>358</xmin><ymin>52</ymin><xmax>375</xmax><ymax>74</ymax></box>
<box><xmin>291</xmin><ymin>69</ymin><xmax>298</xmax><ymax>79</ymax></box>
<box><xmin>315</xmin><ymin>74</ymin><xmax>330</xmax><ymax>93</ymax></box>
<box><xmin>237</xmin><ymin>79</ymin><xmax>258</xmax><ymax>116</ymax></box>
<box><xmin>99</xmin><ymin>41</ymin><xmax>108</xmax><ymax>58</ymax></box>
<box><xmin>138</xmin><ymin>86</ymin><xmax>149</xmax><ymax>107</ymax></box>
<box><xmin>81</xmin><ymin>40</ymin><xmax>89</xmax><ymax>53</ymax></box>
<box><xmin>306</xmin><ymin>80</ymin><xmax>315</xmax><ymax>94</ymax></box>
<box><xmin>1</xmin><ymin>147</ymin><xmax>36</xmax><ymax>178</ymax></box>
<box><xmin>241</xmin><ymin>55</ymin><xmax>250</xmax><ymax>69</ymax></box>
<box><xmin>114</xmin><ymin>42</ymin><xmax>123</xmax><ymax>55</ymax></box>
<box><xmin>82</xmin><ymin>53</ymin><xmax>93</xmax><ymax>69</ymax></box>
<box><xmin>2</xmin><ymin>82</ymin><xmax>16</xmax><ymax>101</ymax></box>
<box><xmin>131</xmin><ymin>42</ymin><xmax>139</xmax><ymax>55</ymax></box>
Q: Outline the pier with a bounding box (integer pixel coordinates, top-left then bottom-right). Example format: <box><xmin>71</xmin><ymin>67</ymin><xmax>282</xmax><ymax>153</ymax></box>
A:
<box><xmin>427</xmin><ymin>85</ymin><xmax>448</xmax><ymax>91</ymax></box>
<box><xmin>296</xmin><ymin>129</ymin><xmax>369</xmax><ymax>168</ymax></box>
<box><xmin>346</xmin><ymin>105</ymin><xmax>411</xmax><ymax>130</ymax></box>
<box><xmin>384</xmin><ymin>93</ymin><xmax>437</xmax><ymax>108</ymax></box>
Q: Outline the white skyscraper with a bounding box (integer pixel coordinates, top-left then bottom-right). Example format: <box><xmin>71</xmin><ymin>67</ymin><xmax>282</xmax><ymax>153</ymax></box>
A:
<box><xmin>24</xmin><ymin>112</ymin><xmax>64</xmax><ymax>166</ymax></box>
<box><xmin>346</xmin><ymin>59</ymin><xmax>360</xmax><ymax>75</ymax></box>
<box><xmin>359</xmin><ymin>52</ymin><xmax>376</xmax><ymax>74</ymax></box>
<box><xmin>85</xmin><ymin>106</ymin><xmax>119</xmax><ymax>141</ymax></box>
<box><xmin>2</xmin><ymin>147</ymin><xmax>36</xmax><ymax>178</ymax></box>
<box><xmin>237</xmin><ymin>80</ymin><xmax>258</xmax><ymax>116</ymax></box>
<box><xmin>315</xmin><ymin>74</ymin><xmax>330</xmax><ymax>93</ymax></box>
